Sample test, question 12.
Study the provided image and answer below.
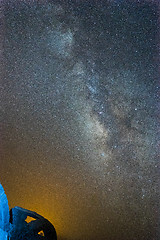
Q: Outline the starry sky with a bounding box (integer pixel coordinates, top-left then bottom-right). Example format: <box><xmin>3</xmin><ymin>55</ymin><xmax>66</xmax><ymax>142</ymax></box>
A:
<box><xmin>1</xmin><ymin>0</ymin><xmax>160</xmax><ymax>239</ymax></box>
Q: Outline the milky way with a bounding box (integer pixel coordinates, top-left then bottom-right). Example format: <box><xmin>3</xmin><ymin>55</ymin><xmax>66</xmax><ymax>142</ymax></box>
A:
<box><xmin>1</xmin><ymin>1</ymin><xmax>160</xmax><ymax>240</ymax></box>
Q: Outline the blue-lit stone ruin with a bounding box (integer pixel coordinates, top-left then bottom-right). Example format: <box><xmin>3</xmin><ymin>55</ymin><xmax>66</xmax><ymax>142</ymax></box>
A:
<box><xmin>0</xmin><ymin>183</ymin><xmax>57</xmax><ymax>240</ymax></box>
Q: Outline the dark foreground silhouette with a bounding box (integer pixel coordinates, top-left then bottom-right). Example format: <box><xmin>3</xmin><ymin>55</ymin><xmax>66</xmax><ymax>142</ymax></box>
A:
<box><xmin>0</xmin><ymin>183</ymin><xmax>57</xmax><ymax>240</ymax></box>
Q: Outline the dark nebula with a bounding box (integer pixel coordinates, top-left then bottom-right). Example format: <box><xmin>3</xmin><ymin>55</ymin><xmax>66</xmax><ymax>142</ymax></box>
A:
<box><xmin>1</xmin><ymin>0</ymin><xmax>160</xmax><ymax>239</ymax></box>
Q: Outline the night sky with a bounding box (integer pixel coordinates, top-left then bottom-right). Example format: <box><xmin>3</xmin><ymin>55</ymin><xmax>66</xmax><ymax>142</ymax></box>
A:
<box><xmin>1</xmin><ymin>0</ymin><xmax>160</xmax><ymax>239</ymax></box>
